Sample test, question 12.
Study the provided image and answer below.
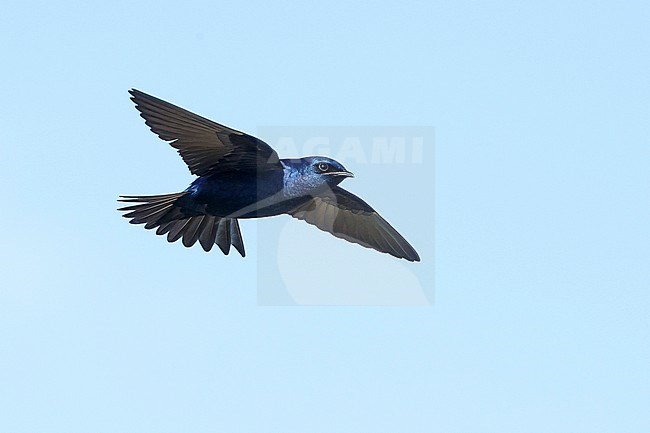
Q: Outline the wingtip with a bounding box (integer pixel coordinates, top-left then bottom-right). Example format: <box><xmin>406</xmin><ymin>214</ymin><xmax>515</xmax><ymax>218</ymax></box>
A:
<box><xmin>128</xmin><ymin>88</ymin><xmax>149</xmax><ymax>104</ymax></box>
<box><xmin>398</xmin><ymin>251</ymin><xmax>420</xmax><ymax>262</ymax></box>
<box><xmin>408</xmin><ymin>247</ymin><xmax>421</xmax><ymax>262</ymax></box>
<box><xmin>405</xmin><ymin>249</ymin><xmax>421</xmax><ymax>262</ymax></box>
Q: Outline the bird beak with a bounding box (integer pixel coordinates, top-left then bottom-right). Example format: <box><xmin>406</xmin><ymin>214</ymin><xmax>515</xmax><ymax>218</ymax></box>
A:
<box><xmin>325</xmin><ymin>171</ymin><xmax>354</xmax><ymax>178</ymax></box>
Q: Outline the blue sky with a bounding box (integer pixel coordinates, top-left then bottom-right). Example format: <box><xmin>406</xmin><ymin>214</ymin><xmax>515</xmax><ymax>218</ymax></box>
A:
<box><xmin>1</xmin><ymin>1</ymin><xmax>649</xmax><ymax>432</ymax></box>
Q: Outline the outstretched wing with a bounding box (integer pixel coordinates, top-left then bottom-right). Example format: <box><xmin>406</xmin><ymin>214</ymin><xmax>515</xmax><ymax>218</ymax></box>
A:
<box><xmin>129</xmin><ymin>89</ymin><xmax>281</xmax><ymax>175</ymax></box>
<box><xmin>288</xmin><ymin>186</ymin><xmax>420</xmax><ymax>262</ymax></box>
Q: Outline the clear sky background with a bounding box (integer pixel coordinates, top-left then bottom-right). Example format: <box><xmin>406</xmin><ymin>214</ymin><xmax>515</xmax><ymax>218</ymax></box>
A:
<box><xmin>1</xmin><ymin>1</ymin><xmax>649</xmax><ymax>432</ymax></box>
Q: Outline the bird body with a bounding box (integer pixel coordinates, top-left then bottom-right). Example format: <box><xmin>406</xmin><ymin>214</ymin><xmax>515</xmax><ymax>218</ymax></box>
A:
<box><xmin>184</xmin><ymin>167</ymin><xmax>287</xmax><ymax>218</ymax></box>
<box><xmin>119</xmin><ymin>89</ymin><xmax>420</xmax><ymax>262</ymax></box>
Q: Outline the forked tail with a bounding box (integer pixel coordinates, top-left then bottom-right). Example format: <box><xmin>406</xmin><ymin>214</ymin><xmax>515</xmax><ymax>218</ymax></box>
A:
<box><xmin>118</xmin><ymin>193</ymin><xmax>245</xmax><ymax>256</ymax></box>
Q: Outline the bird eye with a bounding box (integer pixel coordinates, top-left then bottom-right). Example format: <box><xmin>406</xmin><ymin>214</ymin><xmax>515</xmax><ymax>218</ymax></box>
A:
<box><xmin>317</xmin><ymin>162</ymin><xmax>329</xmax><ymax>172</ymax></box>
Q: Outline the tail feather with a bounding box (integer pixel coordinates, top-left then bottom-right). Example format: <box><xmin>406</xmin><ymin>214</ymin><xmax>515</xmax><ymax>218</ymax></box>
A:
<box><xmin>182</xmin><ymin>216</ymin><xmax>204</xmax><ymax>248</ymax></box>
<box><xmin>125</xmin><ymin>201</ymin><xmax>172</xmax><ymax>221</ymax></box>
<box><xmin>215</xmin><ymin>218</ymin><xmax>231</xmax><ymax>255</ymax></box>
<box><xmin>156</xmin><ymin>220</ymin><xmax>177</xmax><ymax>236</ymax></box>
<box><xmin>230</xmin><ymin>218</ymin><xmax>245</xmax><ymax>257</ymax></box>
<box><xmin>118</xmin><ymin>194</ymin><xmax>246</xmax><ymax>256</ymax></box>
<box><xmin>199</xmin><ymin>216</ymin><xmax>218</xmax><ymax>252</ymax></box>
<box><xmin>167</xmin><ymin>218</ymin><xmax>192</xmax><ymax>243</ymax></box>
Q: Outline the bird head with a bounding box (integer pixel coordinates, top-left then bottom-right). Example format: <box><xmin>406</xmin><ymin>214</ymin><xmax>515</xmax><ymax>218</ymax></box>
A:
<box><xmin>302</xmin><ymin>156</ymin><xmax>354</xmax><ymax>187</ymax></box>
<box><xmin>281</xmin><ymin>157</ymin><xmax>354</xmax><ymax>197</ymax></box>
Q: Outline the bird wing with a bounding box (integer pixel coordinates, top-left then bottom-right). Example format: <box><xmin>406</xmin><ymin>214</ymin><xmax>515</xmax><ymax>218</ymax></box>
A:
<box><xmin>288</xmin><ymin>186</ymin><xmax>420</xmax><ymax>262</ymax></box>
<box><xmin>129</xmin><ymin>89</ymin><xmax>281</xmax><ymax>176</ymax></box>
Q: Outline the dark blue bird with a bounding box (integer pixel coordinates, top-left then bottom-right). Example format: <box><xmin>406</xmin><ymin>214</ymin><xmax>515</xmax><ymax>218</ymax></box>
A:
<box><xmin>118</xmin><ymin>89</ymin><xmax>420</xmax><ymax>262</ymax></box>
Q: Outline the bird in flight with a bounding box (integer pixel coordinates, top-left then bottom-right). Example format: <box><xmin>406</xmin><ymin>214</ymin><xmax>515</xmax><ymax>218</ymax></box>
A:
<box><xmin>118</xmin><ymin>90</ymin><xmax>420</xmax><ymax>262</ymax></box>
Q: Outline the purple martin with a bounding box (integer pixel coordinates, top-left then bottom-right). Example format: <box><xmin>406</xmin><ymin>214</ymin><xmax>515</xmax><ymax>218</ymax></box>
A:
<box><xmin>118</xmin><ymin>90</ymin><xmax>420</xmax><ymax>262</ymax></box>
